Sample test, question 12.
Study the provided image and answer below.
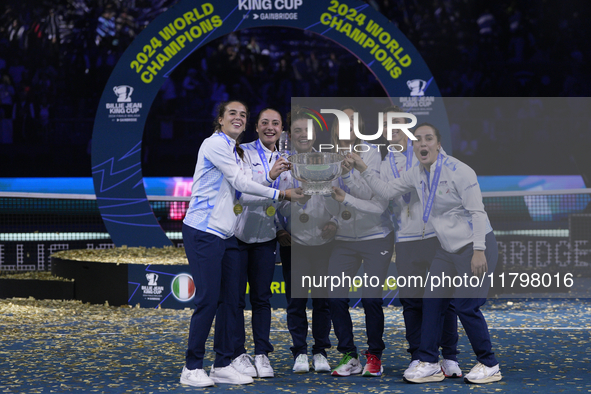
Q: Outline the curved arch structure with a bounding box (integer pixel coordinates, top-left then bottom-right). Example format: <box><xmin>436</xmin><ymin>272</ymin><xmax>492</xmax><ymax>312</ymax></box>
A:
<box><xmin>91</xmin><ymin>0</ymin><xmax>449</xmax><ymax>247</ymax></box>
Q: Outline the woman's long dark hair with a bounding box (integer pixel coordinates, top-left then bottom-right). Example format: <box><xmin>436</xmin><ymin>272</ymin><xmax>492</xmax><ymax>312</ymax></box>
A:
<box><xmin>213</xmin><ymin>100</ymin><xmax>250</xmax><ymax>160</ymax></box>
<box><xmin>413</xmin><ymin>122</ymin><xmax>441</xmax><ymax>142</ymax></box>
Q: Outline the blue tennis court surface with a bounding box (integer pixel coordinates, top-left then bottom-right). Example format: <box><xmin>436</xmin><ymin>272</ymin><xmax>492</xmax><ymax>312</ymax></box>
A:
<box><xmin>1</xmin><ymin>298</ymin><xmax>590</xmax><ymax>393</ymax></box>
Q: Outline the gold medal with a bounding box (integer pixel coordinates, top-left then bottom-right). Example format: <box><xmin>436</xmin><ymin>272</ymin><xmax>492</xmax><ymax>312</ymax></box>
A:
<box><xmin>341</xmin><ymin>210</ymin><xmax>351</xmax><ymax>220</ymax></box>
<box><xmin>266</xmin><ymin>205</ymin><xmax>276</xmax><ymax>216</ymax></box>
<box><xmin>233</xmin><ymin>204</ymin><xmax>243</xmax><ymax>215</ymax></box>
<box><xmin>299</xmin><ymin>213</ymin><xmax>309</xmax><ymax>223</ymax></box>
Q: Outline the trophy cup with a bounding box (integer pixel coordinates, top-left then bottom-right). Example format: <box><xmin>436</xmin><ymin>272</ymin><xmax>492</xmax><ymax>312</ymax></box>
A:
<box><xmin>288</xmin><ymin>152</ymin><xmax>344</xmax><ymax>195</ymax></box>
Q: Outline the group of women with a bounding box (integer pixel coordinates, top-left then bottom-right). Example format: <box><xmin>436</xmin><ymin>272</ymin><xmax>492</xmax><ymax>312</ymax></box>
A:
<box><xmin>179</xmin><ymin>100</ymin><xmax>502</xmax><ymax>387</ymax></box>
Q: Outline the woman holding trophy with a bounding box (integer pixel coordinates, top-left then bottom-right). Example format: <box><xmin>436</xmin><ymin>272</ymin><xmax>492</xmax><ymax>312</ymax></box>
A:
<box><xmin>328</xmin><ymin>106</ymin><xmax>396</xmax><ymax>378</ymax></box>
<box><xmin>347</xmin><ymin>123</ymin><xmax>502</xmax><ymax>385</ymax></box>
<box><xmin>231</xmin><ymin>107</ymin><xmax>291</xmax><ymax>379</ymax></box>
<box><xmin>277</xmin><ymin>107</ymin><xmax>338</xmax><ymax>374</ymax></box>
<box><xmin>180</xmin><ymin>101</ymin><xmax>301</xmax><ymax>387</ymax></box>
<box><xmin>378</xmin><ymin>108</ymin><xmax>461</xmax><ymax>379</ymax></box>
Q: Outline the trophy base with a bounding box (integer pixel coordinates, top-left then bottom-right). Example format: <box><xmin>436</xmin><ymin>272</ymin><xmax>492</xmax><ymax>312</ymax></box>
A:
<box><xmin>301</xmin><ymin>181</ymin><xmax>333</xmax><ymax>195</ymax></box>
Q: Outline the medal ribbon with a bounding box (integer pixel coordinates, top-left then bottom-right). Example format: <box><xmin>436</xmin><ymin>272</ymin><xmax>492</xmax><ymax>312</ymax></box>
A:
<box><xmin>405</xmin><ymin>139</ymin><xmax>413</xmax><ymax>171</ymax></box>
<box><xmin>388</xmin><ymin>151</ymin><xmax>411</xmax><ymax>204</ymax></box>
<box><xmin>256</xmin><ymin>139</ymin><xmax>280</xmax><ymax>189</ymax></box>
<box><xmin>421</xmin><ymin>152</ymin><xmax>443</xmax><ymax>226</ymax></box>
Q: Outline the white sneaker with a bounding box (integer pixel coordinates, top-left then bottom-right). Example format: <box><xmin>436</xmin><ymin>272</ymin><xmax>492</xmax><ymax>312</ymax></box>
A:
<box><xmin>403</xmin><ymin>361</ymin><xmax>445</xmax><ymax>383</ymax></box>
<box><xmin>209</xmin><ymin>364</ymin><xmax>254</xmax><ymax>385</ymax></box>
<box><xmin>464</xmin><ymin>363</ymin><xmax>502</xmax><ymax>384</ymax></box>
<box><xmin>440</xmin><ymin>359</ymin><xmax>462</xmax><ymax>378</ymax></box>
<box><xmin>179</xmin><ymin>366</ymin><xmax>215</xmax><ymax>387</ymax></box>
<box><xmin>231</xmin><ymin>353</ymin><xmax>257</xmax><ymax>377</ymax></box>
<box><xmin>254</xmin><ymin>354</ymin><xmax>274</xmax><ymax>378</ymax></box>
<box><xmin>404</xmin><ymin>360</ymin><xmax>420</xmax><ymax>376</ymax></box>
<box><xmin>293</xmin><ymin>354</ymin><xmax>309</xmax><ymax>373</ymax></box>
<box><xmin>331</xmin><ymin>353</ymin><xmax>363</xmax><ymax>376</ymax></box>
<box><xmin>312</xmin><ymin>354</ymin><xmax>331</xmax><ymax>373</ymax></box>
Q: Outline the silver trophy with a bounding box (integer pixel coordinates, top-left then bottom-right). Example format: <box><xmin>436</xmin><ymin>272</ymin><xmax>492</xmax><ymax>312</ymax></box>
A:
<box><xmin>288</xmin><ymin>152</ymin><xmax>344</xmax><ymax>195</ymax></box>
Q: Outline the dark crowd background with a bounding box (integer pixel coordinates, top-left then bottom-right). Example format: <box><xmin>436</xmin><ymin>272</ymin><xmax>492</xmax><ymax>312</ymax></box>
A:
<box><xmin>0</xmin><ymin>0</ymin><xmax>590</xmax><ymax>179</ymax></box>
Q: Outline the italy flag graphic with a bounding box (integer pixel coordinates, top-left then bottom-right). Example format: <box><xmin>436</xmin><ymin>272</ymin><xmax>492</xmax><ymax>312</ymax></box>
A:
<box><xmin>172</xmin><ymin>274</ymin><xmax>195</xmax><ymax>301</ymax></box>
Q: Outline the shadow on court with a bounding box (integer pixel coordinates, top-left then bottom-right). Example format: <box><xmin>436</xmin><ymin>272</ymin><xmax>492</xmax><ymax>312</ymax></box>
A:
<box><xmin>1</xmin><ymin>298</ymin><xmax>590</xmax><ymax>393</ymax></box>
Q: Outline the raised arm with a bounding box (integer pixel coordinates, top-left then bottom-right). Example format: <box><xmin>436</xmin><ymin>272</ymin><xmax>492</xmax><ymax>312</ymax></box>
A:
<box><xmin>238</xmin><ymin>156</ymin><xmax>276</xmax><ymax>205</ymax></box>
<box><xmin>348</xmin><ymin>152</ymin><xmax>415</xmax><ymax>200</ymax></box>
<box><xmin>205</xmin><ymin>137</ymin><xmax>278</xmax><ymax>200</ymax></box>
<box><xmin>332</xmin><ymin>186</ymin><xmax>389</xmax><ymax>214</ymax></box>
<box><xmin>342</xmin><ymin>147</ymin><xmax>381</xmax><ymax>199</ymax></box>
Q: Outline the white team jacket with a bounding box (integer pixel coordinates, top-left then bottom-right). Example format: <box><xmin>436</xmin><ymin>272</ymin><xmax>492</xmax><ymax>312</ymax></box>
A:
<box><xmin>362</xmin><ymin>150</ymin><xmax>492</xmax><ymax>253</ymax></box>
<box><xmin>334</xmin><ymin>144</ymin><xmax>394</xmax><ymax>242</ymax></box>
<box><xmin>183</xmin><ymin>132</ymin><xmax>279</xmax><ymax>239</ymax></box>
<box><xmin>234</xmin><ymin>140</ymin><xmax>290</xmax><ymax>244</ymax></box>
<box><xmin>380</xmin><ymin>148</ymin><xmax>436</xmax><ymax>243</ymax></box>
<box><xmin>278</xmin><ymin>177</ymin><xmax>339</xmax><ymax>246</ymax></box>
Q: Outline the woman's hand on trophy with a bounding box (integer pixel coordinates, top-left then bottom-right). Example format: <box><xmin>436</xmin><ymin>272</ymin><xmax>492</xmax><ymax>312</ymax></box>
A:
<box><xmin>292</xmin><ymin>187</ymin><xmax>311</xmax><ymax>205</ymax></box>
<box><xmin>284</xmin><ymin>187</ymin><xmax>306</xmax><ymax>202</ymax></box>
<box><xmin>270</xmin><ymin>157</ymin><xmax>291</xmax><ymax>180</ymax></box>
<box><xmin>331</xmin><ymin>186</ymin><xmax>346</xmax><ymax>203</ymax></box>
<box><xmin>348</xmin><ymin>153</ymin><xmax>368</xmax><ymax>173</ymax></box>
<box><xmin>340</xmin><ymin>153</ymin><xmax>353</xmax><ymax>173</ymax></box>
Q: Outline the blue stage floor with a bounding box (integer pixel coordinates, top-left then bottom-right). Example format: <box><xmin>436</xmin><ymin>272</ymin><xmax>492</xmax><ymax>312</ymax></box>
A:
<box><xmin>1</xmin><ymin>298</ymin><xmax>590</xmax><ymax>393</ymax></box>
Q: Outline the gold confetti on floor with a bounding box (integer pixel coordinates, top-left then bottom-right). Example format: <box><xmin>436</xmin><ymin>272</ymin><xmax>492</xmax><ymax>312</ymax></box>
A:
<box><xmin>1</xmin><ymin>298</ymin><xmax>590</xmax><ymax>393</ymax></box>
<box><xmin>0</xmin><ymin>271</ymin><xmax>73</xmax><ymax>281</ymax></box>
<box><xmin>52</xmin><ymin>246</ymin><xmax>189</xmax><ymax>265</ymax></box>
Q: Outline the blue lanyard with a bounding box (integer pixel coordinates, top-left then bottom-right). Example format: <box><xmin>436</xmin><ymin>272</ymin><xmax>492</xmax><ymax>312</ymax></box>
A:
<box><xmin>256</xmin><ymin>139</ymin><xmax>279</xmax><ymax>189</ymax></box>
<box><xmin>388</xmin><ymin>151</ymin><xmax>411</xmax><ymax>204</ymax></box>
<box><xmin>421</xmin><ymin>152</ymin><xmax>443</xmax><ymax>225</ymax></box>
<box><xmin>405</xmin><ymin>140</ymin><xmax>413</xmax><ymax>171</ymax></box>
